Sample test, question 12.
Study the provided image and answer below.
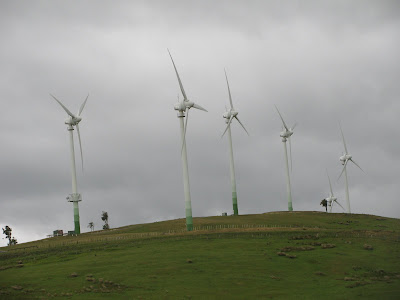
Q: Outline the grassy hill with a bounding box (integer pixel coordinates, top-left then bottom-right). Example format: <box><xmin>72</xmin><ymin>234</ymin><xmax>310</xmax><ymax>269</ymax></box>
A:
<box><xmin>1</xmin><ymin>211</ymin><xmax>399</xmax><ymax>299</ymax></box>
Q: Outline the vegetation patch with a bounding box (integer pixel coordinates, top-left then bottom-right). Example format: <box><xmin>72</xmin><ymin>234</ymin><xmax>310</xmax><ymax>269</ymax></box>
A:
<box><xmin>346</xmin><ymin>281</ymin><xmax>370</xmax><ymax>288</ymax></box>
<box><xmin>280</xmin><ymin>246</ymin><xmax>315</xmax><ymax>252</ymax></box>
<box><xmin>363</xmin><ymin>244</ymin><xmax>373</xmax><ymax>250</ymax></box>
<box><xmin>290</xmin><ymin>234</ymin><xmax>319</xmax><ymax>240</ymax></box>
<box><xmin>315</xmin><ymin>271</ymin><xmax>326</xmax><ymax>276</ymax></box>
<box><xmin>321</xmin><ymin>243</ymin><xmax>336</xmax><ymax>249</ymax></box>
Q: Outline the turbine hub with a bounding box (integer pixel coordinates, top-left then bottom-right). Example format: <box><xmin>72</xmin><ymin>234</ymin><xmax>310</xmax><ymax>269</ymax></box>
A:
<box><xmin>280</xmin><ymin>130</ymin><xmax>292</xmax><ymax>138</ymax></box>
<box><xmin>174</xmin><ymin>102</ymin><xmax>186</xmax><ymax>112</ymax></box>
<box><xmin>223</xmin><ymin>109</ymin><xmax>238</xmax><ymax>120</ymax></box>
<box><xmin>65</xmin><ymin>116</ymin><xmax>82</xmax><ymax>126</ymax></box>
<box><xmin>340</xmin><ymin>154</ymin><xmax>352</xmax><ymax>164</ymax></box>
<box><xmin>185</xmin><ymin>101</ymin><xmax>194</xmax><ymax>109</ymax></box>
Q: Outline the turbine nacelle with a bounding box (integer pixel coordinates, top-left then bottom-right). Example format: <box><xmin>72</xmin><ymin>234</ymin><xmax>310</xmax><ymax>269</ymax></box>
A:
<box><xmin>174</xmin><ymin>101</ymin><xmax>186</xmax><ymax>112</ymax></box>
<box><xmin>280</xmin><ymin>129</ymin><xmax>294</xmax><ymax>139</ymax></box>
<box><xmin>184</xmin><ymin>101</ymin><xmax>197</xmax><ymax>110</ymax></box>
<box><xmin>326</xmin><ymin>195</ymin><xmax>337</xmax><ymax>203</ymax></box>
<box><xmin>339</xmin><ymin>154</ymin><xmax>352</xmax><ymax>165</ymax></box>
<box><xmin>174</xmin><ymin>99</ymin><xmax>207</xmax><ymax>113</ymax></box>
<box><xmin>223</xmin><ymin>109</ymin><xmax>238</xmax><ymax>123</ymax></box>
<box><xmin>65</xmin><ymin>116</ymin><xmax>82</xmax><ymax>126</ymax></box>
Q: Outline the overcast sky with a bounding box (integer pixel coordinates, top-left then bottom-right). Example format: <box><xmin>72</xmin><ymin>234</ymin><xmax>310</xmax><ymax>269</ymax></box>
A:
<box><xmin>1</xmin><ymin>0</ymin><xmax>399</xmax><ymax>246</ymax></box>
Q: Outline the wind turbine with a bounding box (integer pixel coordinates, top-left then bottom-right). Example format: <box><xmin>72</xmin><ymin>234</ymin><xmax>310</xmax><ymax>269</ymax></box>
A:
<box><xmin>338</xmin><ymin>123</ymin><xmax>364</xmax><ymax>213</ymax></box>
<box><xmin>168</xmin><ymin>49</ymin><xmax>207</xmax><ymax>231</ymax></box>
<box><xmin>325</xmin><ymin>170</ymin><xmax>344</xmax><ymax>213</ymax></box>
<box><xmin>275</xmin><ymin>105</ymin><xmax>296</xmax><ymax>211</ymax></box>
<box><xmin>221</xmin><ymin>69</ymin><xmax>249</xmax><ymax>216</ymax></box>
<box><xmin>51</xmin><ymin>94</ymin><xmax>88</xmax><ymax>235</ymax></box>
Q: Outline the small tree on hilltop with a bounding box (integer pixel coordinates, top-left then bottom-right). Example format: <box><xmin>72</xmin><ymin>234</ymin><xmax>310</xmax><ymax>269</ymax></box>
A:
<box><xmin>320</xmin><ymin>199</ymin><xmax>328</xmax><ymax>212</ymax></box>
<box><xmin>101</xmin><ymin>211</ymin><xmax>109</xmax><ymax>230</ymax></box>
<box><xmin>87</xmin><ymin>222</ymin><xmax>94</xmax><ymax>232</ymax></box>
<box><xmin>2</xmin><ymin>225</ymin><xmax>18</xmax><ymax>246</ymax></box>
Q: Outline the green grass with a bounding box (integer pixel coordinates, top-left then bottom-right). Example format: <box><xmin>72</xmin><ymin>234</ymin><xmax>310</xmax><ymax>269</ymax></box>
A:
<box><xmin>1</xmin><ymin>211</ymin><xmax>399</xmax><ymax>299</ymax></box>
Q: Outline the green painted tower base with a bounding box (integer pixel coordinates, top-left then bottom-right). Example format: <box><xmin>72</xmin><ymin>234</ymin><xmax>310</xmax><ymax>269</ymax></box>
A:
<box><xmin>74</xmin><ymin>221</ymin><xmax>80</xmax><ymax>234</ymax></box>
<box><xmin>186</xmin><ymin>217</ymin><xmax>193</xmax><ymax>231</ymax></box>
<box><xmin>73</xmin><ymin>201</ymin><xmax>81</xmax><ymax>234</ymax></box>
<box><xmin>185</xmin><ymin>209</ymin><xmax>193</xmax><ymax>231</ymax></box>
<box><xmin>232</xmin><ymin>192</ymin><xmax>238</xmax><ymax>216</ymax></box>
<box><xmin>288</xmin><ymin>203</ymin><xmax>293</xmax><ymax>211</ymax></box>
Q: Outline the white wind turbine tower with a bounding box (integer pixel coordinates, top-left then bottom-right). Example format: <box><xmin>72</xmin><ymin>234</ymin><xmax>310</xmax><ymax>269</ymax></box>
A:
<box><xmin>275</xmin><ymin>105</ymin><xmax>296</xmax><ymax>211</ymax></box>
<box><xmin>168</xmin><ymin>49</ymin><xmax>207</xmax><ymax>231</ymax></box>
<box><xmin>51</xmin><ymin>94</ymin><xmax>88</xmax><ymax>235</ymax></box>
<box><xmin>325</xmin><ymin>170</ymin><xmax>344</xmax><ymax>213</ymax></box>
<box><xmin>338</xmin><ymin>123</ymin><xmax>364</xmax><ymax>213</ymax></box>
<box><xmin>221</xmin><ymin>70</ymin><xmax>249</xmax><ymax>216</ymax></box>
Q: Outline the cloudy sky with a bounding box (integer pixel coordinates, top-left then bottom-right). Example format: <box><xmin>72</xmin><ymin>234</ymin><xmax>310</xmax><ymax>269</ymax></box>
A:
<box><xmin>1</xmin><ymin>0</ymin><xmax>399</xmax><ymax>246</ymax></box>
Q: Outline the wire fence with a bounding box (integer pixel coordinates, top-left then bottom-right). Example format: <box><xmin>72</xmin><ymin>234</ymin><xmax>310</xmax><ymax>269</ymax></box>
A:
<box><xmin>2</xmin><ymin>223</ymin><xmax>397</xmax><ymax>253</ymax></box>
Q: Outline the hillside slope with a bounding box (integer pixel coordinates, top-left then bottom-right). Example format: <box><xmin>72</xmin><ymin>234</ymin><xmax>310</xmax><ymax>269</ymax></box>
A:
<box><xmin>1</xmin><ymin>211</ymin><xmax>399</xmax><ymax>299</ymax></box>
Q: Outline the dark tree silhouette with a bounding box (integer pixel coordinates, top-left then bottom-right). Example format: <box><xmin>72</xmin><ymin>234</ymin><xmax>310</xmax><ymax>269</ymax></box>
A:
<box><xmin>101</xmin><ymin>211</ymin><xmax>109</xmax><ymax>230</ymax></box>
<box><xmin>87</xmin><ymin>222</ymin><xmax>94</xmax><ymax>232</ymax></box>
<box><xmin>2</xmin><ymin>225</ymin><xmax>17</xmax><ymax>246</ymax></box>
<box><xmin>320</xmin><ymin>199</ymin><xmax>328</xmax><ymax>212</ymax></box>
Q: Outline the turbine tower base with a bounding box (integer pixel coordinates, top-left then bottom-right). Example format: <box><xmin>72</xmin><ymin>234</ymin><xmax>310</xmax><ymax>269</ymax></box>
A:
<box><xmin>185</xmin><ymin>214</ymin><xmax>193</xmax><ymax>231</ymax></box>
<box><xmin>73</xmin><ymin>201</ymin><xmax>81</xmax><ymax>235</ymax></box>
<box><xmin>232</xmin><ymin>192</ymin><xmax>238</xmax><ymax>216</ymax></box>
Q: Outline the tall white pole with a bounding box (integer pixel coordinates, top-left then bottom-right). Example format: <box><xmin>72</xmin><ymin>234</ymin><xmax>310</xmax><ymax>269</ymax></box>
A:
<box><xmin>344</xmin><ymin>166</ymin><xmax>351</xmax><ymax>213</ymax></box>
<box><xmin>68</xmin><ymin>126</ymin><xmax>81</xmax><ymax>234</ymax></box>
<box><xmin>283</xmin><ymin>139</ymin><xmax>293</xmax><ymax>211</ymax></box>
<box><xmin>68</xmin><ymin>127</ymin><xmax>78</xmax><ymax>195</ymax></box>
<box><xmin>178</xmin><ymin>113</ymin><xmax>193</xmax><ymax>231</ymax></box>
<box><xmin>227</xmin><ymin>124</ymin><xmax>238</xmax><ymax>215</ymax></box>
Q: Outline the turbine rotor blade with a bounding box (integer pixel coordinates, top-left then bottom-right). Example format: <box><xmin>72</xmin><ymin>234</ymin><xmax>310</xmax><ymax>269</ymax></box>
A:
<box><xmin>181</xmin><ymin>108</ymin><xmax>189</xmax><ymax>154</ymax></box>
<box><xmin>192</xmin><ymin>103</ymin><xmax>208</xmax><ymax>112</ymax></box>
<box><xmin>221</xmin><ymin>115</ymin><xmax>234</xmax><ymax>138</ymax></box>
<box><xmin>338</xmin><ymin>159</ymin><xmax>348</xmax><ymax>180</ymax></box>
<box><xmin>235</xmin><ymin>116</ymin><xmax>249</xmax><ymax>136</ymax></box>
<box><xmin>334</xmin><ymin>200</ymin><xmax>345</xmax><ymax>211</ymax></box>
<box><xmin>76</xmin><ymin>124</ymin><xmax>84</xmax><ymax>171</ymax></box>
<box><xmin>326</xmin><ymin>169</ymin><xmax>334</xmax><ymax>196</ymax></box>
<box><xmin>224</xmin><ymin>69</ymin><xmax>234</xmax><ymax>109</ymax></box>
<box><xmin>291</xmin><ymin>122</ymin><xmax>297</xmax><ymax>130</ymax></box>
<box><xmin>78</xmin><ymin>94</ymin><xmax>89</xmax><ymax>116</ymax></box>
<box><xmin>50</xmin><ymin>94</ymin><xmax>76</xmax><ymax>118</ymax></box>
<box><xmin>339</xmin><ymin>122</ymin><xmax>348</xmax><ymax>154</ymax></box>
<box><xmin>274</xmin><ymin>105</ymin><xmax>289</xmax><ymax>131</ymax></box>
<box><xmin>167</xmin><ymin>49</ymin><xmax>188</xmax><ymax>100</ymax></box>
<box><xmin>349</xmin><ymin>158</ymin><xmax>365</xmax><ymax>173</ymax></box>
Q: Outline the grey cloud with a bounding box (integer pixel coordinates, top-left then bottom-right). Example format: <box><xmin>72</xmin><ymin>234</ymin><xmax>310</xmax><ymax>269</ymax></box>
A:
<box><xmin>1</xmin><ymin>1</ymin><xmax>399</xmax><ymax>246</ymax></box>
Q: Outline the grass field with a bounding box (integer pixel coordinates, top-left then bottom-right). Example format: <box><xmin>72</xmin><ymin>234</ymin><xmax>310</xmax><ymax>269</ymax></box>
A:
<box><xmin>1</xmin><ymin>211</ymin><xmax>399</xmax><ymax>299</ymax></box>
